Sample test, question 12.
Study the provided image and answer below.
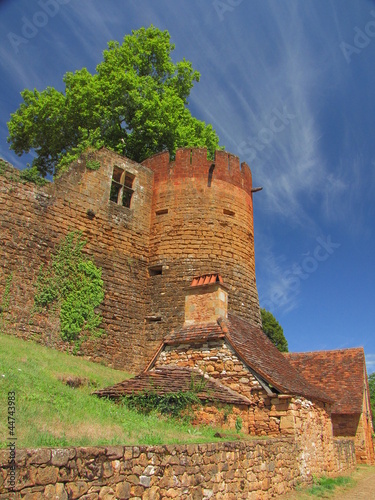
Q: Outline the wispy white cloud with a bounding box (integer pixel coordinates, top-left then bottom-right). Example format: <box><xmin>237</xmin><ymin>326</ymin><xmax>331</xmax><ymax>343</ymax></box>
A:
<box><xmin>365</xmin><ymin>354</ymin><xmax>375</xmax><ymax>374</ymax></box>
<box><xmin>189</xmin><ymin>2</ymin><xmax>334</xmax><ymax>229</ymax></box>
<box><xmin>257</xmin><ymin>241</ymin><xmax>300</xmax><ymax>314</ymax></box>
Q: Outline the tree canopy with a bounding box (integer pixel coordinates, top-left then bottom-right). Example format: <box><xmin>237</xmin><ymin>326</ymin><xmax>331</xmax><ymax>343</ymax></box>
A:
<box><xmin>7</xmin><ymin>26</ymin><xmax>221</xmax><ymax>178</ymax></box>
<box><xmin>260</xmin><ymin>308</ymin><xmax>288</xmax><ymax>353</ymax></box>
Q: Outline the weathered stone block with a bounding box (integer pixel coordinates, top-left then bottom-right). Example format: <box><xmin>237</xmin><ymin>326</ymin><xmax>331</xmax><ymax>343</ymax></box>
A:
<box><xmin>28</xmin><ymin>449</ymin><xmax>51</xmax><ymax>465</ymax></box>
<box><xmin>51</xmin><ymin>449</ymin><xmax>72</xmax><ymax>467</ymax></box>
<box><xmin>280</xmin><ymin>416</ymin><xmax>295</xmax><ymax>430</ymax></box>
<box><xmin>66</xmin><ymin>481</ymin><xmax>89</xmax><ymax>499</ymax></box>
<box><xmin>115</xmin><ymin>481</ymin><xmax>131</xmax><ymax>499</ymax></box>
<box><xmin>98</xmin><ymin>486</ymin><xmax>116</xmax><ymax>499</ymax></box>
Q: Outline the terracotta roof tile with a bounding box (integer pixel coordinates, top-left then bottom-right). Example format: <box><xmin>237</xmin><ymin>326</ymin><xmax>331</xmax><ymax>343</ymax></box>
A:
<box><xmin>223</xmin><ymin>315</ymin><xmax>332</xmax><ymax>403</ymax></box>
<box><xmin>162</xmin><ymin>314</ymin><xmax>332</xmax><ymax>403</ymax></box>
<box><xmin>191</xmin><ymin>274</ymin><xmax>223</xmax><ymax>287</ymax></box>
<box><xmin>164</xmin><ymin>323</ymin><xmax>225</xmax><ymax>345</ymax></box>
<box><xmin>285</xmin><ymin>349</ymin><xmax>365</xmax><ymax>414</ymax></box>
<box><xmin>94</xmin><ymin>366</ymin><xmax>251</xmax><ymax>406</ymax></box>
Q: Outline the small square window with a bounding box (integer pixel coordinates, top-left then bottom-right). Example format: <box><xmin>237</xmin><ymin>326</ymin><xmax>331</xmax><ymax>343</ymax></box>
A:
<box><xmin>149</xmin><ymin>266</ymin><xmax>163</xmax><ymax>276</ymax></box>
<box><xmin>110</xmin><ymin>167</ymin><xmax>135</xmax><ymax>208</ymax></box>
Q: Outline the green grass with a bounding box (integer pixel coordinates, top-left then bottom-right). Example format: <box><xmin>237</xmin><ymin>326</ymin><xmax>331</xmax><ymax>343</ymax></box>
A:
<box><xmin>305</xmin><ymin>475</ymin><xmax>354</xmax><ymax>497</ymax></box>
<box><xmin>0</xmin><ymin>333</ymin><xmax>246</xmax><ymax>448</ymax></box>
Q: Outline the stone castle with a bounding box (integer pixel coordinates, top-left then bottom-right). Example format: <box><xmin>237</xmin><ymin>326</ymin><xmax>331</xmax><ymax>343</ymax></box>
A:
<box><xmin>0</xmin><ymin>147</ymin><xmax>373</xmax><ymax>470</ymax></box>
<box><xmin>0</xmin><ymin>147</ymin><xmax>260</xmax><ymax>370</ymax></box>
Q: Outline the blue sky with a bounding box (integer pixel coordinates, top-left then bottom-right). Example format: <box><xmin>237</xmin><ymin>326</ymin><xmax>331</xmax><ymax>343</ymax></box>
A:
<box><xmin>1</xmin><ymin>0</ymin><xmax>374</xmax><ymax>371</ymax></box>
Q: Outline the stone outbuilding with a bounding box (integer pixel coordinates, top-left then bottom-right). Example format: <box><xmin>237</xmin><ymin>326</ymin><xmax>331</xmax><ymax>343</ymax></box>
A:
<box><xmin>96</xmin><ymin>274</ymin><xmax>374</xmax><ymax>464</ymax></box>
<box><xmin>97</xmin><ymin>275</ymin><xmax>340</xmax><ymax>467</ymax></box>
<box><xmin>287</xmin><ymin>349</ymin><xmax>374</xmax><ymax>464</ymax></box>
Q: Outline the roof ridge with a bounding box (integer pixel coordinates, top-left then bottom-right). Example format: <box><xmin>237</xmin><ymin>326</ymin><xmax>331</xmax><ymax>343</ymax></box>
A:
<box><xmin>225</xmin><ymin>313</ymin><xmax>333</xmax><ymax>403</ymax></box>
<box><xmin>286</xmin><ymin>347</ymin><xmax>364</xmax><ymax>355</ymax></box>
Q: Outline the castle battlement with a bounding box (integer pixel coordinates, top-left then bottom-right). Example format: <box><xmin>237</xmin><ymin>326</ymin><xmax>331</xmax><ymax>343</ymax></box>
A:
<box><xmin>142</xmin><ymin>148</ymin><xmax>253</xmax><ymax>195</ymax></box>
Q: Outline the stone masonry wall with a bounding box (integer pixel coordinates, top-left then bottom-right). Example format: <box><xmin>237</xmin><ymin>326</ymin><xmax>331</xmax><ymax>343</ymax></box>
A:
<box><xmin>0</xmin><ymin>150</ymin><xmax>155</xmax><ymax>371</ymax></box>
<box><xmin>290</xmin><ymin>398</ymin><xmax>336</xmax><ymax>478</ymax></box>
<box><xmin>154</xmin><ymin>340</ymin><xmax>324</xmax><ymax>438</ymax></box>
<box><xmin>1</xmin><ymin>147</ymin><xmax>263</xmax><ymax>372</ymax></box>
<box><xmin>355</xmin><ymin>392</ymin><xmax>375</xmax><ymax>464</ymax></box>
<box><xmin>0</xmin><ymin>439</ymin><xmax>355</xmax><ymax>500</ymax></box>
<box><xmin>142</xmin><ymin>148</ymin><xmax>261</xmax><ymax>350</ymax></box>
<box><xmin>332</xmin><ymin>403</ymin><xmax>374</xmax><ymax>464</ymax></box>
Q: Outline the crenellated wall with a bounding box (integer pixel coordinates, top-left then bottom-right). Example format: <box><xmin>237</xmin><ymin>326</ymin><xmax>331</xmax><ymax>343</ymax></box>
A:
<box><xmin>142</xmin><ymin>148</ymin><xmax>261</xmax><ymax>348</ymax></box>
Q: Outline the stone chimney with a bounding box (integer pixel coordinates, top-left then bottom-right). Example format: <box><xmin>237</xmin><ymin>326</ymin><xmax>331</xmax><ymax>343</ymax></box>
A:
<box><xmin>184</xmin><ymin>274</ymin><xmax>228</xmax><ymax>325</ymax></box>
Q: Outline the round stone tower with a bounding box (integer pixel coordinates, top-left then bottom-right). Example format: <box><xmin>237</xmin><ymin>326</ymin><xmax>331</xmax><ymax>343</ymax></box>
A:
<box><xmin>142</xmin><ymin>147</ymin><xmax>261</xmax><ymax>341</ymax></box>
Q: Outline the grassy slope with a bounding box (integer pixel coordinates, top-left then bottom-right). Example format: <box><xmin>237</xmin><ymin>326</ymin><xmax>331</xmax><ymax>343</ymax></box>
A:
<box><xmin>0</xmin><ymin>333</ymin><xmax>242</xmax><ymax>448</ymax></box>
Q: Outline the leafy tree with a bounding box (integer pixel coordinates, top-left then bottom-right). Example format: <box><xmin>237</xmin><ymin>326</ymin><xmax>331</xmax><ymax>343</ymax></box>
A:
<box><xmin>260</xmin><ymin>308</ymin><xmax>288</xmax><ymax>352</ymax></box>
<box><xmin>368</xmin><ymin>372</ymin><xmax>375</xmax><ymax>429</ymax></box>
<box><xmin>7</xmin><ymin>26</ymin><xmax>220</xmax><ymax>178</ymax></box>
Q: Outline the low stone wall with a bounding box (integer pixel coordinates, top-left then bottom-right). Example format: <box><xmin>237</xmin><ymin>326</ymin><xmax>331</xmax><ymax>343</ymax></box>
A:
<box><xmin>0</xmin><ymin>438</ymin><xmax>355</xmax><ymax>500</ymax></box>
<box><xmin>333</xmin><ymin>438</ymin><xmax>356</xmax><ymax>473</ymax></box>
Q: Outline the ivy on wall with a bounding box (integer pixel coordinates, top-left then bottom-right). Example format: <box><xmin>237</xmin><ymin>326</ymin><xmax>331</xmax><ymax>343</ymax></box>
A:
<box><xmin>0</xmin><ymin>273</ymin><xmax>13</xmax><ymax>331</ymax></box>
<box><xmin>34</xmin><ymin>231</ymin><xmax>104</xmax><ymax>351</ymax></box>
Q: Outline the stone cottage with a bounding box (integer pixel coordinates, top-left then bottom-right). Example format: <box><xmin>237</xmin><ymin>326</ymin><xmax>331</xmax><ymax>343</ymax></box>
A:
<box><xmin>96</xmin><ymin>273</ymin><xmax>374</xmax><ymax>464</ymax></box>
<box><xmin>287</xmin><ymin>349</ymin><xmax>374</xmax><ymax>464</ymax></box>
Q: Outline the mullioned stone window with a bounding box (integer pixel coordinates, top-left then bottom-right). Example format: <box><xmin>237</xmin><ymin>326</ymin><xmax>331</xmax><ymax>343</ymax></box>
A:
<box><xmin>110</xmin><ymin>166</ymin><xmax>135</xmax><ymax>208</ymax></box>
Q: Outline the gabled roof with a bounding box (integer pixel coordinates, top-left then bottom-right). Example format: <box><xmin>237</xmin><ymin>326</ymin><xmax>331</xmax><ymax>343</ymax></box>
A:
<box><xmin>94</xmin><ymin>366</ymin><xmax>251</xmax><ymax>406</ymax></box>
<box><xmin>285</xmin><ymin>348</ymin><xmax>366</xmax><ymax>414</ymax></box>
<box><xmin>158</xmin><ymin>314</ymin><xmax>332</xmax><ymax>404</ymax></box>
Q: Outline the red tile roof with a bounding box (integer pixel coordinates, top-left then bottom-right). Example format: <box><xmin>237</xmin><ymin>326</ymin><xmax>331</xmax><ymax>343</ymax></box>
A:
<box><xmin>164</xmin><ymin>323</ymin><xmax>225</xmax><ymax>345</ymax></box>
<box><xmin>159</xmin><ymin>314</ymin><xmax>332</xmax><ymax>403</ymax></box>
<box><xmin>191</xmin><ymin>274</ymin><xmax>223</xmax><ymax>287</ymax></box>
<box><xmin>94</xmin><ymin>366</ymin><xmax>251</xmax><ymax>406</ymax></box>
<box><xmin>224</xmin><ymin>315</ymin><xmax>332</xmax><ymax>403</ymax></box>
<box><xmin>285</xmin><ymin>348</ymin><xmax>365</xmax><ymax>414</ymax></box>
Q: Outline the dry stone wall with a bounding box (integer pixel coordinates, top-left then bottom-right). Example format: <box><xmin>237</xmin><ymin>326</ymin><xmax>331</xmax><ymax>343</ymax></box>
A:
<box><xmin>0</xmin><ymin>438</ymin><xmax>355</xmax><ymax>500</ymax></box>
<box><xmin>156</xmin><ymin>340</ymin><xmax>262</xmax><ymax>400</ymax></box>
<box><xmin>154</xmin><ymin>339</ymin><xmax>340</xmax><ymax>458</ymax></box>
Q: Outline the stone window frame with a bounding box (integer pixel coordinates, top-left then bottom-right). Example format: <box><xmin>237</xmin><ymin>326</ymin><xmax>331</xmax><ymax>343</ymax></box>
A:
<box><xmin>109</xmin><ymin>166</ymin><xmax>135</xmax><ymax>208</ymax></box>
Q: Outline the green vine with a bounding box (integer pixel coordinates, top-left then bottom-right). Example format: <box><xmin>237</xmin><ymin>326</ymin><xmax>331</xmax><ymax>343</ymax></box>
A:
<box><xmin>34</xmin><ymin>231</ymin><xmax>104</xmax><ymax>350</ymax></box>
<box><xmin>20</xmin><ymin>165</ymin><xmax>48</xmax><ymax>186</ymax></box>
<box><xmin>0</xmin><ymin>159</ymin><xmax>6</xmax><ymax>175</ymax></box>
<box><xmin>235</xmin><ymin>416</ymin><xmax>243</xmax><ymax>433</ymax></box>
<box><xmin>0</xmin><ymin>273</ymin><xmax>13</xmax><ymax>331</ymax></box>
<box><xmin>86</xmin><ymin>159</ymin><xmax>101</xmax><ymax>171</ymax></box>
